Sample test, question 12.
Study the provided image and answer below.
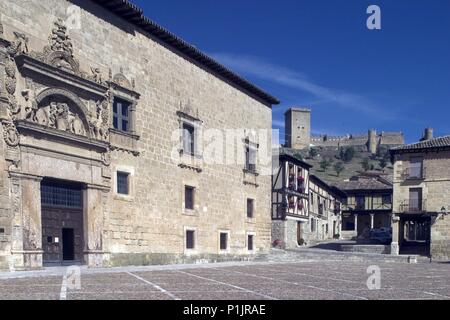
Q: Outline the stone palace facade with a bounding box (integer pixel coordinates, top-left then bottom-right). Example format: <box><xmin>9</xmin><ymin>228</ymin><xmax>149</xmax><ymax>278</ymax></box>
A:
<box><xmin>0</xmin><ymin>0</ymin><xmax>279</xmax><ymax>270</ymax></box>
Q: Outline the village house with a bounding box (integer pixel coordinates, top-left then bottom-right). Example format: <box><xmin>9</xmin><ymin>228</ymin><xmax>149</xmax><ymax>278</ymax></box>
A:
<box><xmin>336</xmin><ymin>171</ymin><xmax>393</xmax><ymax>240</ymax></box>
<box><xmin>271</xmin><ymin>152</ymin><xmax>343</xmax><ymax>248</ymax></box>
<box><xmin>0</xmin><ymin>0</ymin><xmax>279</xmax><ymax>270</ymax></box>
<box><xmin>308</xmin><ymin>175</ymin><xmax>343</xmax><ymax>243</ymax></box>
<box><xmin>390</xmin><ymin>131</ymin><xmax>450</xmax><ymax>259</ymax></box>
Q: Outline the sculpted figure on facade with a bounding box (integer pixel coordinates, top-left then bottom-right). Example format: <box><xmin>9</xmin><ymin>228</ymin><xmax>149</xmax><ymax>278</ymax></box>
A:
<box><xmin>89</xmin><ymin>95</ymin><xmax>110</xmax><ymax>141</ymax></box>
<box><xmin>22</xmin><ymin>88</ymin><xmax>38</xmax><ymax>122</ymax></box>
<box><xmin>33</xmin><ymin>101</ymin><xmax>86</xmax><ymax>137</ymax></box>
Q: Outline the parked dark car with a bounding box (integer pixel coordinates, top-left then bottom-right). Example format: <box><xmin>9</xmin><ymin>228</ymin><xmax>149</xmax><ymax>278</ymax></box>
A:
<box><xmin>369</xmin><ymin>227</ymin><xmax>392</xmax><ymax>244</ymax></box>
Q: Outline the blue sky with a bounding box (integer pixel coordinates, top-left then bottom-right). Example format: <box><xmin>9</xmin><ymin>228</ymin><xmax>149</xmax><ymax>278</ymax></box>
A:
<box><xmin>133</xmin><ymin>0</ymin><xmax>450</xmax><ymax>143</ymax></box>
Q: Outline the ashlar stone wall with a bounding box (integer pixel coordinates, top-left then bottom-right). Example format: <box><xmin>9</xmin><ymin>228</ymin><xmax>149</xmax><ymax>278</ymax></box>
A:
<box><xmin>0</xmin><ymin>0</ymin><xmax>273</xmax><ymax>268</ymax></box>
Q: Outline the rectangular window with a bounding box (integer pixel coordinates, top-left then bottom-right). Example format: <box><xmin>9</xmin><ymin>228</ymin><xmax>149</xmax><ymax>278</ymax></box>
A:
<box><xmin>247</xmin><ymin>198</ymin><xmax>254</xmax><ymax>218</ymax></box>
<box><xmin>117</xmin><ymin>172</ymin><xmax>130</xmax><ymax>195</ymax></box>
<box><xmin>41</xmin><ymin>181</ymin><xmax>82</xmax><ymax>208</ymax></box>
<box><xmin>220</xmin><ymin>233</ymin><xmax>228</xmax><ymax>251</ymax></box>
<box><xmin>186</xmin><ymin>230</ymin><xmax>195</xmax><ymax>250</ymax></box>
<box><xmin>382</xmin><ymin>194</ymin><xmax>392</xmax><ymax>205</ymax></box>
<box><xmin>182</xmin><ymin>123</ymin><xmax>195</xmax><ymax>156</ymax></box>
<box><xmin>247</xmin><ymin>234</ymin><xmax>254</xmax><ymax>251</ymax></box>
<box><xmin>310</xmin><ymin>219</ymin><xmax>316</xmax><ymax>232</ymax></box>
<box><xmin>185</xmin><ymin>185</ymin><xmax>195</xmax><ymax>210</ymax></box>
<box><xmin>409</xmin><ymin>188</ymin><xmax>423</xmax><ymax>211</ymax></box>
<box><xmin>0</xmin><ymin>228</ymin><xmax>4</xmax><ymax>234</ymax></box>
<box><xmin>113</xmin><ymin>97</ymin><xmax>131</xmax><ymax>132</ymax></box>
<box><xmin>356</xmin><ymin>196</ymin><xmax>365</xmax><ymax>210</ymax></box>
<box><xmin>245</xmin><ymin>146</ymin><xmax>257</xmax><ymax>172</ymax></box>
<box><xmin>409</xmin><ymin>157</ymin><xmax>423</xmax><ymax>178</ymax></box>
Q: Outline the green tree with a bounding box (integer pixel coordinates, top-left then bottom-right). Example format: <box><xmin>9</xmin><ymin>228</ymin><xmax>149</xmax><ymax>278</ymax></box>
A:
<box><xmin>334</xmin><ymin>161</ymin><xmax>345</xmax><ymax>177</ymax></box>
<box><xmin>309</xmin><ymin>148</ymin><xmax>318</xmax><ymax>159</ymax></box>
<box><xmin>342</xmin><ymin>147</ymin><xmax>356</xmax><ymax>162</ymax></box>
<box><xmin>319</xmin><ymin>159</ymin><xmax>330</xmax><ymax>172</ymax></box>
<box><xmin>293</xmin><ymin>153</ymin><xmax>303</xmax><ymax>161</ymax></box>
<box><xmin>361</xmin><ymin>158</ymin><xmax>371</xmax><ymax>171</ymax></box>
<box><xmin>379</xmin><ymin>157</ymin><xmax>388</xmax><ymax>171</ymax></box>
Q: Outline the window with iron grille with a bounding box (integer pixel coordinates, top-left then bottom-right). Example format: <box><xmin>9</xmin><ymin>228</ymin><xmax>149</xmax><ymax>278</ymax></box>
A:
<box><xmin>220</xmin><ymin>233</ymin><xmax>228</xmax><ymax>251</ymax></box>
<box><xmin>117</xmin><ymin>172</ymin><xmax>130</xmax><ymax>195</ymax></box>
<box><xmin>247</xmin><ymin>234</ymin><xmax>254</xmax><ymax>251</ymax></box>
<box><xmin>41</xmin><ymin>182</ymin><xmax>82</xmax><ymax>208</ymax></box>
<box><xmin>186</xmin><ymin>230</ymin><xmax>195</xmax><ymax>249</ymax></box>
<box><xmin>185</xmin><ymin>185</ymin><xmax>195</xmax><ymax>210</ymax></box>
<box><xmin>247</xmin><ymin>198</ymin><xmax>254</xmax><ymax>218</ymax></box>
<box><xmin>113</xmin><ymin>97</ymin><xmax>131</xmax><ymax>133</ymax></box>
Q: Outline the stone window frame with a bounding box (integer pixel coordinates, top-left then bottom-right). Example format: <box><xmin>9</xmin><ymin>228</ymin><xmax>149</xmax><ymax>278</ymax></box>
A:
<box><xmin>177</xmin><ymin>111</ymin><xmax>203</xmax><ymax>159</ymax></box>
<box><xmin>246</xmin><ymin>231</ymin><xmax>256</xmax><ymax>254</ymax></box>
<box><xmin>113</xmin><ymin>165</ymin><xmax>135</xmax><ymax>201</ymax></box>
<box><xmin>218</xmin><ymin>230</ymin><xmax>231</xmax><ymax>254</ymax></box>
<box><xmin>109</xmin><ymin>88</ymin><xmax>138</xmax><ymax>137</ymax></box>
<box><xmin>243</xmin><ymin>138</ymin><xmax>259</xmax><ymax>176</ymax></box>
<box><xmin>245</xmin><ymin>195</ymin><xmax>257</xmax><ymax>223</ymax></box>
<box><xmin>112</xmin><ymin>97</ymin><xmax>132</xmax><ymax>133</ymax></box>
<box><xmin>182</xmin><ymin>180</ymin><xmax>200</xmax><ymax>216</ymax></box>
<box><xmin>184</xmin><ymin>226</ymin><xmax>198</xmax><ymax>255</ymax></box>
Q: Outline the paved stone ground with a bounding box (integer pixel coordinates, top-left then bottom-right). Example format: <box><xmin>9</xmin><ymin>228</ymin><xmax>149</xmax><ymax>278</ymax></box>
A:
<box><xmin>0</xmin><ymin>250</ymin><xmax>449</xmax><ymax>300</ymax></box>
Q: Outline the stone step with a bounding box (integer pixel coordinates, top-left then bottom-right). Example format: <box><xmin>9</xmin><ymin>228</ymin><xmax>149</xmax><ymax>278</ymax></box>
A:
<box><xmin>262</xmin><ymin>247</ymin><xmax>430</xmax><ymax>264</ymax></box>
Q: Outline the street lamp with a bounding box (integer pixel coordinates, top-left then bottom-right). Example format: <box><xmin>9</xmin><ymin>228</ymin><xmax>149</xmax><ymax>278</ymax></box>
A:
<box><xmin>439</xmin><ymin>206</ymin><xmax>448</xmax><ymax>219</ymax></box>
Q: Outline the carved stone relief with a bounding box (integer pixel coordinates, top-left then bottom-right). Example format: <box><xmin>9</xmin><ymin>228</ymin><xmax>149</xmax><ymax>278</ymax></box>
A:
<box><xmin>0</xmin><ymin>17</ymin><xmax>140</xmax><ymax>168</ymax></box>
<box><xmin>1</xmin><ymin>119</ymin><xmax>19</xmax><ymax>146</ymax></box>
<box><xmin>89</xmin><ymin>91</ymin><xmax>110</xmax><ymax>141</ymax></box>
<box><xmin>109</xmin><ymin>67</ymin><xmax>135</xmax><ymax>91</ymax></box>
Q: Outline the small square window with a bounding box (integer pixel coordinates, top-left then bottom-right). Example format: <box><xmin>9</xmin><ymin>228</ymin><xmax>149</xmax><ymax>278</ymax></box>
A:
<box><xmin>220</xmin><ymin>233</ymin><xmax>228</xmax><ymax>251</ymax></box>
<box><xmin>0</xmin><ymin>228</ymin><xmax>4</xmax><ymax>234</ymax></box>
<box><xmin>247</xmin><ymin>198</ymin><xmax>254</xmax><ymax>218</ymax></box>
<box><xmin>247</xmin><ymin>234</ymin><xmax>254</xmax><ymax>251</ymax></box>
<box><xmin>186</xmin><ymin>230</ymin><xmax>195</xmax><ymax>250</ymax></box>
<box><xmin>47</xmin><ymin>236</ymin><xmax>53</xmax><ymax>243</ymax></box>
<box><xmin>117</xmin><ymin>172</ymin><xmax>130</xmax><ymax>195</ymax></box>
<box><xmin>185</xmin><ymin>185</ymin><xmax>195</xmax><ymax>210</ymax></box>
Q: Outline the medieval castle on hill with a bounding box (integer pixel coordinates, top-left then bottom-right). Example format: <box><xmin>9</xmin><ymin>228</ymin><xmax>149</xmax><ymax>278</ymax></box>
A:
<box><xmin>284</xmin><ymin>108</ymin><xmax>407</xmax><ymax>154</ymax></box>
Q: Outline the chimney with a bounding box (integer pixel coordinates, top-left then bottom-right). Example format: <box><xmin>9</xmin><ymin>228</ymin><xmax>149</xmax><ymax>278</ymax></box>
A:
<box><xmin>421</xmin><ymin>128</ymin><xmax>433</xmax><ymax>141</ymax></box>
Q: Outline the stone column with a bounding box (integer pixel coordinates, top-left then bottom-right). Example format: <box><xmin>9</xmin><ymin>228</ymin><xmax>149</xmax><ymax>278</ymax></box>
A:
<box><xmin>370</xmin><ymin>214</ymin><xmax>375</xmax><ymax>230</ymax></box>
<box><xmin>391</xmin><ymin>214</ymin><xmax>400</xmax><ymax>255</ymax></box>
<box><xmin>83</xmin><ymin>184</ymin><xmax>108</xmax><ymax>267</ymax></box>
<box><xmin>10</xmin><ymin>173</ymin><xmax>43</xmax><ymax>270</ymax></box>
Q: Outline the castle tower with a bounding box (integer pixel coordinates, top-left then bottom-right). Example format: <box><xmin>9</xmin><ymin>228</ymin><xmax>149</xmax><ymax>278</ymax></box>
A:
<box><xmin>284</xmin><ymin>107</ymin><xmax>310</xmax><ymax>149</ymax></box>
<box><xmin>367</xmin><ymin>129</ymin><xmax>377</xmax><ymax>154</ymax></box>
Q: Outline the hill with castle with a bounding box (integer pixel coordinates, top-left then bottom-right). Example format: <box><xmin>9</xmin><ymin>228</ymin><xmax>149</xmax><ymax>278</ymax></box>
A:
<box><xmin>281</xmin><ymin>108</ymin><xmax>433</xmax><ymax>183</ymax></box>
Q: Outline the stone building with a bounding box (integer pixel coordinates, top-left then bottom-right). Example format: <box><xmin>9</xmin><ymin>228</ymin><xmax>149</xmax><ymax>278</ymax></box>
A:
<box><xmin>271</xmin><ymin>152</ymin><xmax>343</xmax><ymax>248</ymax></box>
<box><xmin>390</xmin><ymin>134</ymin><xmax>450</xmax><ymax>260</ymax></box>
<box><xmin>284</xmin><ymin>108</ymin><xmax>404</xmax><ymax>153</ymax></box>
<box><xmin>0</xmin><ymin>0</ymin><xmax>279</xmax><ymax>270</ymax></box>
<box><xmin>336</xmin><ymin>172</ymin><xmax>393</xmax><ymax>240</ymax></box>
